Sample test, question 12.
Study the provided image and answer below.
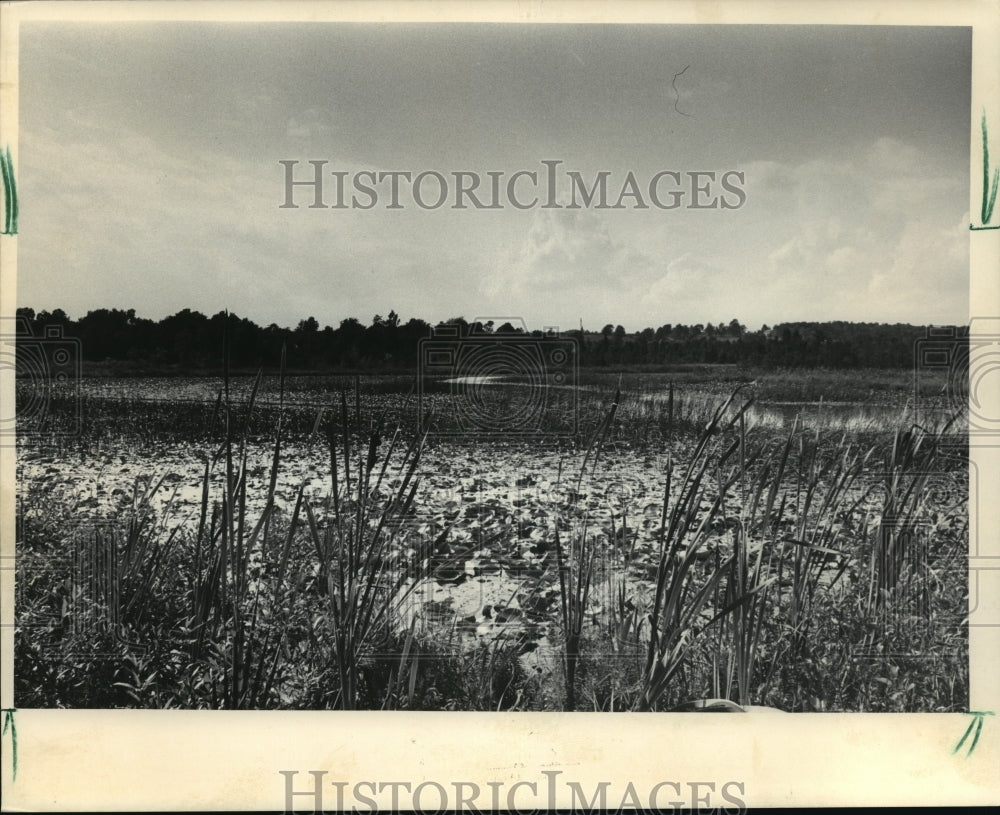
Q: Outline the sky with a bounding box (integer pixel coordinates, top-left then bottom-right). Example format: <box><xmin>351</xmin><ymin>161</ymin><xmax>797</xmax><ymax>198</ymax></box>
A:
<box><xmin>17</xmin><ymin>22</ymin><xmax>971</xmax><ymax>332</ymax></box>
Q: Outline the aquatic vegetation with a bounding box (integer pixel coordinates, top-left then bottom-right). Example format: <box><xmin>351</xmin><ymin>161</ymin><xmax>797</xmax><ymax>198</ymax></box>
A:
<box><xmin>14</xmin><ymin>365</ymin><xmax>968</xmax><ymax>710</ymax></box>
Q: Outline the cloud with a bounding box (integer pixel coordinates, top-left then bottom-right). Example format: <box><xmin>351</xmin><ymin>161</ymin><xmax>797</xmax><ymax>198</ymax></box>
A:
<box><xmin>472</xmin><ymin>133</ymin><xmax>967</xmax><ymax>329</ymax></box>
<box><xmin>19</xmin><ymin>90</ymin><xmax>967</xmax><ymax>333</ymax></box>
<box><xmin>489</xmin><ymin>207</ymin><xmax>654</xmax><ymax>298</ymax></box>
<box><xmin>285</xmin><ymin>107</ymin><xmax>339</xmax><ymax>150</ymax></box>
<box><xmin>869</xmin><ymin>211</ymin><xmax>968</xmax><ymax>318</ymax></box>
<box><xmin>18</xmin><ymin>108</ymin><xmax>365</xmax><ymax>324</ymax></box>
<box><xmin>748</xmin><ymin>137</ymin><xmax>967</xmax><ymax>323</ymax></box>
<box><xmin>635</xmin><ymin>254</ymin><xmax>737</xmax><ymax>323</ymax></box>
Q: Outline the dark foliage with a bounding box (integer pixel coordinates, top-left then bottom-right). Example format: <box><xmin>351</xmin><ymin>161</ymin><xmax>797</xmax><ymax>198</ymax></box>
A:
<box><xmin>14</xmin><ymin>307</ymin><xmax>965</xmax><ymax>372</ymax></box>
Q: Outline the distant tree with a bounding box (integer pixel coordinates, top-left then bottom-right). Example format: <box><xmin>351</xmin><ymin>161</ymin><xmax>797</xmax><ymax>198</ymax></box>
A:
<box><xmin>442</xmin><ymin>316</ymin><xmax>470</xmax><ymax>335</ymax></box>
<box><xmin>13</xmin><ymin>305</ymin><xmax>941</xmax><ymax>372</ymax></box>
<box><xmin>403</xmin><ymin>317</ymin><xmax>431</xmax><ymax>334</ymax></box>
<box><xmin>34</xmin><ymin>308</ymin><xmax>70</xmax><ymax>328</ymax></box>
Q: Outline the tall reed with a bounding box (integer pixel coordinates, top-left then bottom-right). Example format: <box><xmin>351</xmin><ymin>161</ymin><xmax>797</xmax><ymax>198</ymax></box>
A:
<box><xmin>186</xmin><ymin>342</ymin><xmax>301</xmax><ymax>708</ymax></box>
<box><xmin>303</xmin><ymin>394</ymin><xmax>434</xmax><ymax>709</ymax></box>
<box><xmin>636</xmin><ymin>388</ymin><xmax>764</xmax><ymax>711</ymax></box>
<box><xmin>553</xmin><ymin>389</ymin><xmax>619</xmax><ymax>711</ymax></box>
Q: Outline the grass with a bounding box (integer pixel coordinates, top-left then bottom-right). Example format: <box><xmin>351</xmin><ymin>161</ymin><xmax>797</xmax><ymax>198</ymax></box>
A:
<box><xmin>301</xmin><ymin>393</ymin><xmax>436</xmax><ymax>710</ymax></box>
<box><xmin>552</xmin><ymin>388</ymin><xmax>620</xmax><ymax>710</ymax></box>
<box><xmin>542</xmin><ymin>385</ymin><xmax>966</xmax><ymax>713</ymax></box>
<box><xmin>635</xmin><ymin>389</ymin><xmax>750</xmax><ymax>711</ymax></box>
<box><xmin>14</xmin><ymin>364</ymin><xmax>968</xmax><ymax>711</ymax></box>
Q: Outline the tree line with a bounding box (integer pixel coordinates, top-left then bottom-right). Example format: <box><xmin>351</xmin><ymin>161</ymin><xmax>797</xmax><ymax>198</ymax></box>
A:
<box><xmin>14</xmin><ymin>306</ymin><xmax>963</xmax><ymax>371</ymax></box>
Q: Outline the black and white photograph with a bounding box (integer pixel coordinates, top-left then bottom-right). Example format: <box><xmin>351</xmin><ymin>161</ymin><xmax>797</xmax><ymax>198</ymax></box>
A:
<box><xmin>1</xmin><ymin>0</ymin><xmax>997</xmax><ymax>810</ymax></box>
